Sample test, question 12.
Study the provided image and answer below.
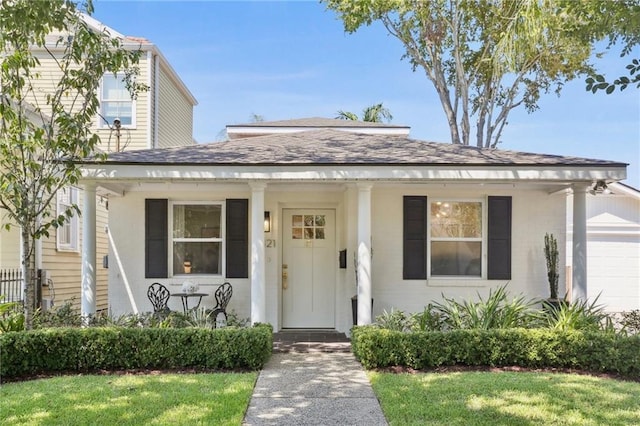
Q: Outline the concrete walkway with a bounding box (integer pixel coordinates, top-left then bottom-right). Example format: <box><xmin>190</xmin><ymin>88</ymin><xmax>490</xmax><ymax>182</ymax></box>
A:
<box><xmin>242</xmin><ymin>351</ymin><xmax>388</xmax><ymax>425</ymax></box>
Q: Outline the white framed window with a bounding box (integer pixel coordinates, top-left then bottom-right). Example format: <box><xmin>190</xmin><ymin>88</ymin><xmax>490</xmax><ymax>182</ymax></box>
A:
<box><xmin>99</xmin><ymin>73</ymin><xmax>135</xmax><ymax>128</ymax></box>
<box><xmin>56</xmin><ymin>186</ymin><xmax>79</xmax><ymax>252</ymax></box>
<box><xmin>429</xmin><ymin>200</ymin><xmax>484</xmax><ymax>277</ymax></box>
<box><xmin>170</xmin><ymin>202</ymin><xmax>224</xmax><ymax>276</ymax></box>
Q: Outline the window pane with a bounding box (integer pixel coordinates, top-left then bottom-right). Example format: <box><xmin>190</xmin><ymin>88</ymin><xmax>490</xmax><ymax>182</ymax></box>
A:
<box><xmin>431</xmin><ymin>241</ymin><xmax>481</xmax><ymax>276</ymax></box>
<box><xmin>102</xmin><ymin>102</ymin><xmax>132</xmax><ymax>126</ymax></box>
<box><xmin>292</xmin><ymin>215</ymin><xmax>303</xmax><ymax>226</ymax></box>
<box><xmin>59</xmin><ymin>224</ymin><xmax>71</xmax><ymax>245</ymax></box>
<box><xmin>173</xmin><ymin>242</ymin><xmax>221</xmax><ymax>274</ymax></box>
<box><xmin>431</xmin><ymin>202</ymin><xmax>482</xmax><ymax>238</ymax></box>
<box><xmin>102</xmin><ymin>75</ymin><xmax>129</xmax><ymax>100</ymax></box>
<box><xmin>173</xmin><ymin>204</ymin><xmax>221</xmax><ymax>238</ymax></box>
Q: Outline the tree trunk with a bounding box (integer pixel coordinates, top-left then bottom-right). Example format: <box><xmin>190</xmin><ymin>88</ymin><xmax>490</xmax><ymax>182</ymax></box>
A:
<box><xmin>21</xmin><ymin>226</ymin><xmax>37</xmax><ymax>330</ymax></box>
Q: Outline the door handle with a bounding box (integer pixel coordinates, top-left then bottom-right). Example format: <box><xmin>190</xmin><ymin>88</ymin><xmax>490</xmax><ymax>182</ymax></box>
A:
<box><xmin>282</xmin><ymin>264</ymin><xmax>288</xmax><ymax>290</ymax></box>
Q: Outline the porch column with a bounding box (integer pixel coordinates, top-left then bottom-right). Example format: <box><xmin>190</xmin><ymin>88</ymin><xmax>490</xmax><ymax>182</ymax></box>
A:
<box><xmin>357</xmin><ymin>183</ymin><xmax>373</xmax><ymax>325</ymax></box>
<box><xmin>81</xmin><ymin>182</ymin><xmax>97</xmax><ymax>319</ymax></box>
<box><xmin>572</xmin><ymin>184</ymin><xmax>589</xmax><ymax>302</ymax></box>
<box><xmin>250</xmin><ymin>182</ymin><xmax>267</xmax><ymax>324</ymax></box>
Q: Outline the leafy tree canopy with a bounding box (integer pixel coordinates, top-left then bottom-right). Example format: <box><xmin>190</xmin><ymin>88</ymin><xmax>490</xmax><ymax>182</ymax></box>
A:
<box><xmin>324</xmin><ymin>0</ymin><xmax>640</xmax><ymax>147</ymax></box>
<box><xmin>0</xmin><ymin>0</ymin><xmax>146</xmax><ymax>328</ymax></box>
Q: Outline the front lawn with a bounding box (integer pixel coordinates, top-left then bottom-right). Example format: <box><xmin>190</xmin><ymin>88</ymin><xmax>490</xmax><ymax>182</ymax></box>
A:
<box><xmin>0</xmin><ymin>372</ymin><xmax>257</xmax><ymax>426</ymax></box>
<box><xmin>370</xmin><ymin>371</ymin><xmax>640</xmax><ymax>425</ymax></box>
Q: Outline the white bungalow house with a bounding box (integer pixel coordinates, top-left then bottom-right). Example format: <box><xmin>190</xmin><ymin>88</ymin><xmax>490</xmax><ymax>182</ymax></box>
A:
<box><xmin>78</xmin><ymin>118</ymin><xmax>627</xmax><ymax>333</ymax></box>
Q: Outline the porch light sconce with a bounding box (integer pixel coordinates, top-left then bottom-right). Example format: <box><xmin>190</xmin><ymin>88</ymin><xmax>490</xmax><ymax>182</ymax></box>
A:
<box><xmin>589</xmin><ymin>180</ymin><xmax>611</xmax><ymax>195</ymax></box>
<box><xmin>264</xmin><ymin>211</ymin><xmax>271</xmax><ymax>233</ymax></box>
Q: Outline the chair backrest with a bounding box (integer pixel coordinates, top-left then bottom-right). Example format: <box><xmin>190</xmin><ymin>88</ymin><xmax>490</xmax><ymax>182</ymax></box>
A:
<box><xmin>147</xmin><ymin>282</ymin><xmax>170</xmax><ymax>313</ymax></box>
<box><xmin>214</xmin><ymin>282</ymin><xmax>233</xmax><ymax>310</ymax></box>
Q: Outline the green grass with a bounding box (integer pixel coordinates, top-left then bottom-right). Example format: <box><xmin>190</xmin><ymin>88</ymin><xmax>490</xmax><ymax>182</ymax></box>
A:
<box><xmin>370</xmin><ymin>371</ymin><xmax>640</xmax><ymax>426</ymax></box>
<box><xmin>0</xmin><ymin>372</ymin><xmax>257</xmax><ymax>425</ymax></box>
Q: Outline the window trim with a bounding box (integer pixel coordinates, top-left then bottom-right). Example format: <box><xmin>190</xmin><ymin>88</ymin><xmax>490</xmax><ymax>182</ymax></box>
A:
<box><xmin>168</xmin><ymin>200</ymin><xmax>225</xmax><ymax>277</ymax></box>
<box><xmin>56</xmin><ymin>186</ymin><xmax>80</xmax><ymax>252</ymax></box>
<box><xmin>98</xmin><ymin>72</ymin><xmax>137</xmax><ymax>129</ymax></box>
<box><xmin>427</xmin><ymin>198</ymin><xmax>487</xmax><ymax>279</ymax></box>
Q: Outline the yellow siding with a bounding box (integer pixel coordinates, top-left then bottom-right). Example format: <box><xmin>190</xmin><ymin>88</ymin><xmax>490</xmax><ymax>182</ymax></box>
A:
<box><xmin>28</xmin><ymin>52</ymin><xmax>151</xmax><ymax>153</ymax></box>
<box><xmin>0</xmin><ymin>222</ymin><xmax>21</xmax><ymax>269</ymax></box>
<box><xmin>157</xmin><ymin>65</ymin><xmax>194</xmax><ymax>147</ymax></box>
<box><xmin>41</xmin><ymin>195</ymin><xmax>109</xmax><ymax>312</ymax></box>
<box><xmin>16</xmin><ymin>44</ymin><xmax>194</xmax><ymax>314</ymax></box>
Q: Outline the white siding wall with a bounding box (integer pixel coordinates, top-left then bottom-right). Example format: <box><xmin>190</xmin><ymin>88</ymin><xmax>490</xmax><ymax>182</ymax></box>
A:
<box><xmin>108</xmin><ymin>187</ymin><xmax>251</xmax><ymax>318</ymax></box>
<box><xmin>568</xmin><ymin>193</ymin><xmax>640</xmax><ymax>311</ymax></box>
<box><xmin>369</xmin><ymin>186</ymin><xmax>565</xmax><ymax>319</ymax></box>
<box><xmin>107</xmin><ymin>183</ymin><xmax>566</xmax><ymax>333</ymax></box>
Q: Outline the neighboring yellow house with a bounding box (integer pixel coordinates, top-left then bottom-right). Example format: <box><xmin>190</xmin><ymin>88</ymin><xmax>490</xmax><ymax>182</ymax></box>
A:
<box><xmin>0</xmin><ymin>14</ymin><xmax>197</xmax><ymax>312</ymax></box>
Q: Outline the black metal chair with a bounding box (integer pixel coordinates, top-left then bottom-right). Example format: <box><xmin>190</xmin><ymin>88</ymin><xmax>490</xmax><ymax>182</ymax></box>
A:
<box><xmin>210</xmin><ymin>282</ymin><xmax>232</xmax><ymax>326</ymax></box>
<box><xmin>147</xmin><ymin>282</ymin><xmax>170</xmax><ymax>317</ymax></box>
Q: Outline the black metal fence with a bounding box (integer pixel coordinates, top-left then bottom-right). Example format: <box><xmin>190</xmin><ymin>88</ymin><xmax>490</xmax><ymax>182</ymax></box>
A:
<box><xmin>0</xmin><ymin>268</ymin><xmax>23</xmax><ymax>303</ymax></box>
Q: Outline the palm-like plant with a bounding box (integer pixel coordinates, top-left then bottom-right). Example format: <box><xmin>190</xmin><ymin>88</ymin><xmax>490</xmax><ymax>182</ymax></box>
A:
<box><xmin>431</xmin><ymin>285</ymin><xmax>538</xmax><ymax>330</ymax></box>
<box><xmin>336</xmin><ymin>103</ymin><xmax>393</xmax><ymax>123</ymax></box>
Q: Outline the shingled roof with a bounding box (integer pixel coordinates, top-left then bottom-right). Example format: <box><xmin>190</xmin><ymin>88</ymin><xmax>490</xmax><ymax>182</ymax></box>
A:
<box><xmin>94</xmin><ymin>129</ymin><xmax>625</xmax><ymax>167</ymax></box>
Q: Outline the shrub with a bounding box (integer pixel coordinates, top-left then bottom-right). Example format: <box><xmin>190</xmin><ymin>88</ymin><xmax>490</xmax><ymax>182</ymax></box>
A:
<box><xmin>375</xmin><ymin>308</ymin><xmax>412</xmax><ymax>332</ymax></box>
<box><xmin>0</xmin><ymin>300</ymin><xmax>24</xmax><ymax>333</ymax></box>
<box><xmin>33</xmin><ymin>300</ymin><xmax>83</xmax><ymax>328</ymax></box>
<box><xmin>542</xmin><ymin>296</ymin><xmax>611</xmax><ymax>332</ymax></box>
<box><xmin>410</xmin><ymin>304</ymin><xmax>445</xmax><ymax>332</ymax></box>
<box><xmin>431</xmin><ymin>284</ymin><xmax>539</xmax><ymax>330</ymax></box>
<box><xmin>0</xmin><ymin>323</ymin><xmax>272</xmax><ymax>380</ymax></box>
<box><xmin>351</xmin><ymin>325</ymin><xmax>640</xmax><ymax>378</ymax></box>
<box><xmin>619</xmin><ymin>310</ymin><xmax>640</xmax><ymax>335</ymax></box>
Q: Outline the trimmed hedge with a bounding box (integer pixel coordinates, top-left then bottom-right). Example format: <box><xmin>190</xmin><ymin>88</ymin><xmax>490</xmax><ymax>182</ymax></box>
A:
<box><xmin>0</xmin><ymin>323</ymin><xmax>272</xmax><ymax>380</ymax></box>
<box><xmin>351</xmin><ymin>326</ymin><xmax>640</xmax><ymax>378</ymax></box>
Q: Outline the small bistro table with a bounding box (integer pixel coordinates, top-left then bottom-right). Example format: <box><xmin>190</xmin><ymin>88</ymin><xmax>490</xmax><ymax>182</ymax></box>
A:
<box><xmin>170</xmin><ymin>292</ymin><xmax>209</xmax><ymax>313</ymax></box>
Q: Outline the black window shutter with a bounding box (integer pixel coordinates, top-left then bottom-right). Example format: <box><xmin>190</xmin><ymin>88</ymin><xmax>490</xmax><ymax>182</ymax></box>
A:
<box><xmin>487</xmin><ymin>196</ymin><xmax>512</xmax><ymax>280</ymax></box>
<box><xmin>403</xmin><ymin>196</ymin><xmax>427</xmax><ymax>279</ymax></box>
<box><xmin>226</xmin><ymin>199</ymin><xmax>249</xmax><ymax>278</ymax></box>
<box><xmin>145</xmin><ymin>199</ymin><xmax>168</xmax><ymax>278</ymax></box>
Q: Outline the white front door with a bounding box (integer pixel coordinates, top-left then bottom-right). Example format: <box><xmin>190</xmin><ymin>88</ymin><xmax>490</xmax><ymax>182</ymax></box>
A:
<box><xmin>282</xmin><ymin>209</ymin><xmax>336</xmax><ymax>328</ymax></box>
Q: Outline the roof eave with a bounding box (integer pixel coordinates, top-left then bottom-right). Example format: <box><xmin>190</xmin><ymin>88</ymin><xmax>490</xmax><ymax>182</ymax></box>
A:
<box><xmin>80</xmin><ymin>163</ymin><xmax>628</xmax><ymax>184</ymax></box>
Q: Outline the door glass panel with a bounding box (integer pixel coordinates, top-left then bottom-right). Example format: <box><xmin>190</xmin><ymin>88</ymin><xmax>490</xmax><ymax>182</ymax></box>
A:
<box><xmin>292</xmin><ymin>213</ymin><xmax>328</xmax><ymax>240</ymax></box>
<box><xmin>292</xmin><ymin>228</ymin><xmax>303</xmax><ymax>239</ymax></box>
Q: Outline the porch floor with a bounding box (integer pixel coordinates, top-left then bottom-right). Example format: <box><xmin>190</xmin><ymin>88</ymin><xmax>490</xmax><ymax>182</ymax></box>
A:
<box><xmin>273</xmin><ymin>329</ymin><xmax>351</xmax><ymax>353</ymax></box>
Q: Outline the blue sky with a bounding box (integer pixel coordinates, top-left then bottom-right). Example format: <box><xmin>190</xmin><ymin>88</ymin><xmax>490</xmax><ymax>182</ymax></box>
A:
<box><xmin>93</xmin><ymin>1</ymin><xmax>640</xmax><ymax>187</ymax></box>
